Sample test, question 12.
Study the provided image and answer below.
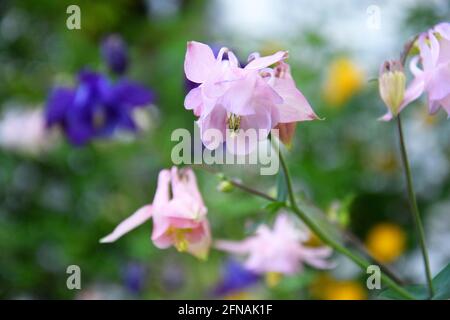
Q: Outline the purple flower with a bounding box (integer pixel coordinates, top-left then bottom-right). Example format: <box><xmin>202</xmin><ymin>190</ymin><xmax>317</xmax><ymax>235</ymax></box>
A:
<box><xmin>213</xmin><ymin>259</ymin><xmax>260</xmax><ymax>296</ymax></box>
<box><xmin>101</xmin><ymin>34</ymin><xmax>129</xmax><ymax>75</ymax></box>
<box><xmin>45</xmin><ymin>70</ymin><xmax>154</xmax><ymax>145</ymax></box>
<box><xmin>123</xmin><ymin>262</ymin><xmax>146</xmax><ymax>295</ymax></box>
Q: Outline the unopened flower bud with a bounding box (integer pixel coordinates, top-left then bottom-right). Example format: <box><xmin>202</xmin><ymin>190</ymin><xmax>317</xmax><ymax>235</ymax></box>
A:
<box><xmin>275</xmin><ymin>122</ymin><xmax>297</xmax><ymax>150</ymax></box>
<box><xmin>101</xmin><ymin>34</ymin><xmax>129</xmax><ymax>75</ymax></box>
<box><xmin>217</xmin><ymin>180</ymin><xmax>234</xmax><ymax>193</ymax></box>
<box><xmin>379</xmin><ymin>60</ymin><xmax>406</xmax><ymax>116</ymax></box>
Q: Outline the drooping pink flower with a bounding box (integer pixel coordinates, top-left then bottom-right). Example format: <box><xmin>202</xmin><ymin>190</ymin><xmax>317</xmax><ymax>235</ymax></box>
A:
<box><xmin>100</xmin><ymin>167</ymin><xmax>211</xmax><ymax>260</ymax></box>
<box><xmin>381</xmin><ymin>22</ymin><xmax>450</xmax><ymax>121</ymax></box>
<box><xmin>215</xmin><ymin>214</ymin><xmax>333</xmax><ymax>275</ymax></box>
<box><xmin>184</xmin><ymin>41</ymin><xmax>318</xmax><ymax>151</ymax></box>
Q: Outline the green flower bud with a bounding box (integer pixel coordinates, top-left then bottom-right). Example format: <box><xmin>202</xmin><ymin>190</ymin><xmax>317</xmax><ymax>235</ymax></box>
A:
<box><xmin>217</xmin><ymin>180</ymin><xmax>234</xmax><ymax>193</ymax></box>
<box><xmin>379</xmin><ymin>60</ymin><xmax>406</xmax><ymax>116</ymax></box>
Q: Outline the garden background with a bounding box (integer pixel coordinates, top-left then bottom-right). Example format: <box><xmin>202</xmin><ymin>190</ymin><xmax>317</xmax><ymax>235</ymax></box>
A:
<box><xmin>0</xmin><ymin>0</ymin><xmax>449</xmax><ymax>299</ymax></box>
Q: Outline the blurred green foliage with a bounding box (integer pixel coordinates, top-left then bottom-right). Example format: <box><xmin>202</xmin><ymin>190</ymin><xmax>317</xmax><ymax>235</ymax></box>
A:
<box><xmin>0</xmin><ymin>0</ymin><xmax>449</xmax><ymax>299</ymax></box>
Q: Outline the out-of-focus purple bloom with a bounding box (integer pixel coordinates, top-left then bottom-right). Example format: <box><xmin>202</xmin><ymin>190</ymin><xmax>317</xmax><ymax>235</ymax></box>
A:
<box><xmin>184</xmin><ymin>44</ymin><xmax>244</xmax><ymax>93</ymax></box>
<box><xmin>162</xmin><ymin>262</ymin><xmax>186</xmax><ymax>292</ymax></box>
<box><xmin>46</xmin><ymin>70</ymin><xmax>154</xmax><ymax>145</ymax></box>
<box><xmin>101</xmin><ymin>34</ymin><xmax>129</xmax><ymax>75</ymax></box>
<box><xmin>213</xmin><ymin>259</ymin><xmax>260</xmax><ymax>296</ymax></box>
<box><xmin>123</xmin><ymin>262</ymin><xmax>146</xmax><ymax>295</ymax></box>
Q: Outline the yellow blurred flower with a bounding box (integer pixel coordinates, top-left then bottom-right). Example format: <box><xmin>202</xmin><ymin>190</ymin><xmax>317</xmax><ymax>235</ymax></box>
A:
<box><xmin>366</xmin><ymin>223</ymin><xmax>406</xmax><ymax>263</ymax></box>
<box><xmin>265</xmin><ymin>272</ymin><xmax>283</xmax><ymax>288</ymax></box>
<box><xmin>310</xmin><ymin>274</ymin><xmax>367</xmax><ymax>300</ymax></box>
<box><xmin>323</xmin><ymin>58</ymin><xmax>365</xmax><ymax>107</ymax></box>
<box><xmin>224</xmin><ymin>292</ymin><xmax>253</xmax><ymax>300</ymax></box>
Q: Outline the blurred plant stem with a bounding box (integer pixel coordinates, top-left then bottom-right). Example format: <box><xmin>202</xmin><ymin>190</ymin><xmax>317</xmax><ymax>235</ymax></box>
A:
<box><xmin>275</xmin><ymin>143</ymin><xmax>414</xmax><ymax>299</ymax></box>
<box><xmin>195</xmin><ymin>162</ymin><xmax>405</xmax><ymax>286</ymax></box>
<box><xmin>396</xmin><ymin>114</ymin><xmax>434</xmax><ymax>298</ymax></box>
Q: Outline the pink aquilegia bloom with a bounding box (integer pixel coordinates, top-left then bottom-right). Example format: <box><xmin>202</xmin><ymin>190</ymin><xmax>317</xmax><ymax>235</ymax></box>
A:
<box><xmin>100</xmin><ymin>167</ymin><xmax>211</xmax><ymax>260</ymax></box>
<box><xmin>215</xmin><ymin>214</ymin><xmax>333</xmax><ymax>275</ymax></box>
<box><xmin>0</xmin><ymin>108</ymin><xmax>56</xmax><ymax>155</ymax></box>
<box><xmin>184</xmin><ymin>41</ymin><xmax>318</xmax><ymax>152</ymax></box>
<box><xmin>381</xmin><ymin>22</ymin><xmax>450</xmax><ymax>121</ymax></box>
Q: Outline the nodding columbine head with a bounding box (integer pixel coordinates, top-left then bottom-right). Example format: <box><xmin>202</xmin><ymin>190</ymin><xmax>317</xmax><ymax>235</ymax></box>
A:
<box><xmin>379</xmin><ymin>60</ymin><xmax>406</xmax><ymax>117</ymax></box>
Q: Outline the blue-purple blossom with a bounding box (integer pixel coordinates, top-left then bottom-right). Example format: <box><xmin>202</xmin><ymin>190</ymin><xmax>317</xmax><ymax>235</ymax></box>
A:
<box><xmin>45</xmin><ymin>70</ymin><xmax>154</xmax><ymax>145</ymax></box>
<box><xmin>212</xmin><ymin>259</ymin><xmax>260</xmax><ymax>296</ymax></box>
<box><xmin>123</xmin><ymin>262</ymin><xmax>147</xmax><ymax>295</ymax></box>
<box><xmin>101</xmin><ymin>34</ymin><xmax>129</xmax><ymax>75</ymax></box>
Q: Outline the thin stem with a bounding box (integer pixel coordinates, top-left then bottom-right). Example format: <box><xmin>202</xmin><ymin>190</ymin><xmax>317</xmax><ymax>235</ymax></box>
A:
<box><xmin>192</xmin><ymin>164</ymin><xmax>277</xmax><ymax>202</ymax></box>
<box><xmin>228</xmin><ymin>179</ymin><xmax>277</xmax><ymax>202</ymax></box>
<box><xmin>277</xmin><ymin>145</ymin><xmax>414</xmax><ymax>300</ymax></box>
<box><xmin>396</xmin><ymin>114</ymin><xmax>434</xmax><ymax>297</ymax></box>
<box><xmin>194</xmin><ymin>162</ymin><xmax>408</xmax><ymax>291</ymax></box>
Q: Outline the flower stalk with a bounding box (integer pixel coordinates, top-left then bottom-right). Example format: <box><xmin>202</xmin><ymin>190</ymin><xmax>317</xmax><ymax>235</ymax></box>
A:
<box><xmin>396</xmin><ymin>114</ymin><xmax>434</xmax><ymax>298</ymax></box>
<box><xmin>276</xmin><ymin>142</ymin><xmax>415</xmax><ymax>300</ymax></box>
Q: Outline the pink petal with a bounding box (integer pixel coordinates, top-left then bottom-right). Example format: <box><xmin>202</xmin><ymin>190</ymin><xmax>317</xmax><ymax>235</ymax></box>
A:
<box><xmin>187</xmin><ymin>220</ymin><xmax>211</xmax><ymax>260</ymax></box>
<box><xmin>437</xmin><ymin>38</ymin><xmax>450</xmax><ymax>64</ymax></box>
<box><xmin>202</xmin><ymin>64</ymin><xmax>244</xmax><ymax>102</ymax></box>
<box><xmin>409</xmin><ymin>56</ymin><xmax>423</xmax><ymax>77</ymax></box>
<box><xmin>245</xmin><ymin>51</ymin><xmax>288</xmax><ymax>70</ymax></box>
<box><xmin>215</xmin><ymin>239</ymin><xmax>252</xmax><ymax>255</ymax></box>
<box><xmin>184</xmin><ymin>41</ymin><xmax>216</xmax><ymax>83</ymax></box>
<box><xmin>428</xmin><ymin>99</ymin><xmax>441</xmax><ymax>114</ymax></box>
<box><xmin>434</xmin><ymin>22</ymin><xmax>450</xmax><ymax>40</ymax></box>
<box><xmin>197</xmin><ymin>106</ymin><xmax>227</xmax><ymax>150</ymax></box>
<box><xmin>181</xmin><ymin>167</ymin><xmax>205</xmax><ymax>205</ymax></box>
<box><xmin>227</xmin><ymin>51</ymin><xmax>240</xmax><ymax>67</ymax></box>
<box><xmin>100</xmin><ymin>205</ymin><xmax>153</xmax><ymax>243</ymax></box>
<box><xmin>378</xmin><ymin>111</ymin><xmax>394</xmax><ymax>122</ymax></box>
<box><xmin>440</xmin><ymin>95</ymin><xmax>450</xmax><ymax>117</ymax></box>
<box><xmin>220</xmin><ymin>73</ymin><xmax>258</xmax><ymax>116</ymax></box>
<box><xmin>426</xmin><ymin>62</ymin><xmax>450</xmax><ymax>101</ymax></box>
<box><xmin>418</xmin><ymin>32</ymin><xmax>439</xmax><ymax>72</ymax></box>
<box><xmin>184</xmin><ymin>87</ymin><xmax>203</xmax><ymax>116</ymax></box>
<box><xmin>152</xmin><ymin>169</ymin><xmax>171</xmax><ymax>208</ymax></box>
<box><xmin>301</xmin><ymin>247</ymin><xmax>335</xmax><ymax>269</ymax></box>
<box><xmin>273</xmin><ymin>77</ymin><xmax>318</xmax><ymax>123</ymax></box>
<box><xmin>151</xmin><ymin>212</ymin><xmax>172</xmax><ymax>247</ymax></box>
<box><xmin>401</xmin><ymin>77</ymin><xmax>425</xmax><ymax>109</ymax></box>
<box><xmin>164</xmin><ymin>196</ymin><xmax>206</xmax><ymax>221</ymax></box>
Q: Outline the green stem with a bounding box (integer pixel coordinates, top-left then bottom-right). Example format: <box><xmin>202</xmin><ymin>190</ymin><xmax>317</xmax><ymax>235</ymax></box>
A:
<box><xmin>276</xmin><ymin>143</ymin><xmax>415</xmax><ymax>300</ymax></box>
<box><xmin>396</xmin><ymin>114</ymin><xmax>434</xmax><ymax>298</ymax></box>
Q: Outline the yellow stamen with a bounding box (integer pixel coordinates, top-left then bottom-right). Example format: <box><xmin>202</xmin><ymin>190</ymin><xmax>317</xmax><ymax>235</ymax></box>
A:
<box><xmin>166</xmin><ymin>227</ymin><xmax>192</xmax><ymax>253</ymax></box>
<box><xmin>227</xmin><ymin>113</ymin><xmax>241</xmax><ymax>135</ymax></box>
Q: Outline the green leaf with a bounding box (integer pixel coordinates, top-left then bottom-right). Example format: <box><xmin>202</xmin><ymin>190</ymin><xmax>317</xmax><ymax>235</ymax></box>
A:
<box><xmin>432</xmin><ymin>263</ymin><xmax>450</xmax><ymax>300</ymax></box>
<box><xmin>379</xmin><ymin>285</ymin><xmax>427</xmax><ymax>300</ymax></box>
<box><xmin>264</xmin><ymin>201</ymin><xmax>286</xmax><ymax>214</ymax></box>
<box><xmin>379</xmin><ymin>263</ymin><xmax>450</xmax><ymax>300</ymax></box>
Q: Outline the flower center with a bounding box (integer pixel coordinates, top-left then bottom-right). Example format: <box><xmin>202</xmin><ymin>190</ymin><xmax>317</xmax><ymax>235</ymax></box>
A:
<box><xmin>227</xmin><ymin>113</ymin><xmax>241</xmax><ymax>136</ymax></box>
<box><xmin>167</xmin><ymin>227</ymin><xmax>192</xmax><ymax>252</ymax></box>
<box><xmin>93</xmin><ymin>109</ymin><xmax>106</xmax><ymax>128</ymax></box>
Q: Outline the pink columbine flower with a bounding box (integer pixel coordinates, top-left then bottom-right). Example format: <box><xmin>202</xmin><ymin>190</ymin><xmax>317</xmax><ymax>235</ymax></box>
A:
<box><xmin>381</xmin><ymin>22</ymin><xmax>450</xmax><ymax>120</ymax></box>
<box><xmin>215</xmin><ymin>214</ymin><xmax>333</xmax><ymax>275</ymax></box>
<box><xmin>184</xmin><ymin>41</ymin><xmax>318</xmax><ymax>151</ymax></box>
<box><xmin>0</xmin><ymin>108</ymin><xmax>55</xmax><ymax>155</ymax></box>
<box><xmin>100</xmin><ymin>167</ymin><xmax>211</xmax><ymax>260</ymax></box>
